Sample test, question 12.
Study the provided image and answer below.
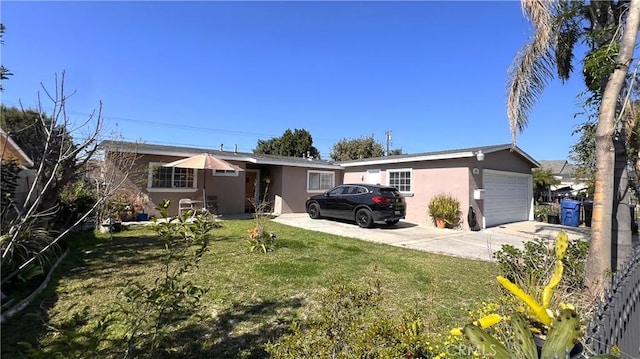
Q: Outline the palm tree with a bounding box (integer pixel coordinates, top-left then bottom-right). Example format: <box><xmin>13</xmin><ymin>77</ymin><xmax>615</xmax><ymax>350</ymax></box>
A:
<box><xmin>532</xmin><ymin>168</ymin><xmax>560</xmax><ymax>203</ymax></box>
<box><xmin>506</xmin><ymin>0</ymin><xmax>640</xmax><ymax>292</ymax></box>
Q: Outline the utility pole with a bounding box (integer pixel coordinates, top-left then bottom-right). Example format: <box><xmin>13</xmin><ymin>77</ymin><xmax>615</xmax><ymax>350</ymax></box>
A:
<box><xmin>385</xmin><ymin>130</ymin><xmax>392</xmax><ymax>156</ymax></box>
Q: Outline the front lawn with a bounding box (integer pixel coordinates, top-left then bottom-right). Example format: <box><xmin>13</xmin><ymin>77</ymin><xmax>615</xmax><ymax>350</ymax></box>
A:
<box><xmin>1</xmin><ymin>218</ymin><xmax>499</xmax><ymax>358</ymax></box>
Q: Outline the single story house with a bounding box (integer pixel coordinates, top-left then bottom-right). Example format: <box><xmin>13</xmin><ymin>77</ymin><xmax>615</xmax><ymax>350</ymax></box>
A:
<box><xmin>102</xmin><ymin>141</ymin><xmax>539</xmax><ymax>230</ymax></box>
<box><xmin>101</xmin><ymin>140</ymin><xmax>344</xmax><ymax>218</ymax></box>
<box><xmin>340</xmin><ymin>144</ymin><xmax>539</xmax><ymax>229</ymax></box>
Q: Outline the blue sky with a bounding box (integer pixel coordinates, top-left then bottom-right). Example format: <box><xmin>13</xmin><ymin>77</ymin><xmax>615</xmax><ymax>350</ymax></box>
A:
<box><xmin>2</xmin><ymin>1</ymin><xmax>589</xmax><ymax>161</ymax></box>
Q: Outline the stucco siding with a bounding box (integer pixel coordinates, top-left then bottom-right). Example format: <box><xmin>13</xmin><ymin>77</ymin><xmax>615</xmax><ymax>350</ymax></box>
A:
<box><xmin>278</xmin><ymin>167</ymin><xmax>342</xmax><ymax>213</ymax></box>
<box><xmin>411</xmin><ymin>167</ymin><xmax>470</xmax><ymax>228</ymax></box>
<box><xmin>343</xmin><ymin>171</ymin><xmax>366</xmax><ymax>184</ymax></box>
<box><xmin>479</xmin><ymin>150</ymin><xmax>534</xmax><ymax>174</ymax></box>
<box><xmin>133</xmin><ymin>154</ymin><xmax>246</xmax><ymax>216</ymax></box>
<box><xmin>343</xmin><ymin>162</ymin><xmax>472</xmax><ymax>228</ymax></box>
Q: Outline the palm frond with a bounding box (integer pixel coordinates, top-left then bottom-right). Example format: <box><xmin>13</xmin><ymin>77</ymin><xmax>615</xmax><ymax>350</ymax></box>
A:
<box><xmin>506</xmin><ymin>0</ymin><xmax>559</xmax><ymax>146</ymax></box>
<box><xmin>554</xmin><ymin>1</ymin><xmax>583</xmax><ymax>81</ymax></box>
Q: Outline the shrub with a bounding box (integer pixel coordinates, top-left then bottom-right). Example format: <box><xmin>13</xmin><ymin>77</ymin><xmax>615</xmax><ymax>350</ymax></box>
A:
<box><xmin>265</xmin><ymin>279</ymin><xmax>437</xmax><ymax>358</ymax></box>
<box><xmin>427</xmin><ymin>193</ymin><xmax>462</xmax><ymax>228</ymax></box>
<box><xmin>20</xmin><ymin>199</ymin><xmax>217</xmax><ymax>358</ymax></box>
<box><xmin>493</xmin><ymin>236</ymin><xmax>588</xmax><ymax>291</ymax></box>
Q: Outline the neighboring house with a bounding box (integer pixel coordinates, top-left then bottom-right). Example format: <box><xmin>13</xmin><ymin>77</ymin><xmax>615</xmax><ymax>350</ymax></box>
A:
<box><xmin>101</xmin><ymin>141</ymin><xmax>344</xmax><ymax>218</ymax></box>
<box><xmin>1</xmin><ymin>127</ymin><xmax>35</xmax><ymax>209</ymax></box>
<box><xmin>0</xmin><ymin>127</ymin><xmax>34</xmax><ymax>168</ymax></box>
<box><xmin>340</xmin><ymin>144</ymin><xmax>539</xmax><ymax>229</ymax></box>
<box><xmin>538</xmin><ymin>160</ymin><xmax>588</xmax><ymax>198</ymax></box>
<box><xmin>103</xmin><ymin>141</ymin><xmax>539</xmax><ymax>230</ymax></box>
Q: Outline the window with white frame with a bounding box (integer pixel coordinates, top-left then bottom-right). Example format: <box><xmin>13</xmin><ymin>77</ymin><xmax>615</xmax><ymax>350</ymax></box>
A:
<box><xmin>388</xmin><ymin>169</ymin><xmax>412</xmax><ymax>193</ymax></box>
<box><xmin>307</xmin><ymin>170</ymin><xmax>335</xmax><ymax>191</ymax></box>
<box><xmin>212</xmin><ymin>169</ymin><xmax>239</xmax><ymax>177</ymax></box>
<box><xmin>148</xmin><ymin>162</ymin><xmax>195</xmax><ymax>189</ymax></box>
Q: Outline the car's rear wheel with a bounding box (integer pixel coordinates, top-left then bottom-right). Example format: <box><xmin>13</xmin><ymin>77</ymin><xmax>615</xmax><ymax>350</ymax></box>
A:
<box><xmin>356</xmin><ymin>208</ymin><xmax>373</xmax><ymax>228</ymax></box>
<box><xmin>308</xmin><ymin>203</ymin><xmax>321</xmax><ymax>219</ymax></box>
<box><xmin>385</xmin><ymin>219</ymin><xmax>400</xmax><ymax>225</ymax></box>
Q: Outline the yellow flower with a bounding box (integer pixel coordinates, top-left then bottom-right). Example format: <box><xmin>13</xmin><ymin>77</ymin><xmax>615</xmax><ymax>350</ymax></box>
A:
<box><xmin>497</xmin><ymin>276</ymin><xmax>552</xmax><ymax>325</ymax></box>
<box><xmin>475</xmin><ymin>313</ymin><xmax>503</xmax><ymax>329</ymax></box>
<box><xmin>450</xmin><ymin>328</ymin><xmax>463</xmax><ymax>336</ymax></box>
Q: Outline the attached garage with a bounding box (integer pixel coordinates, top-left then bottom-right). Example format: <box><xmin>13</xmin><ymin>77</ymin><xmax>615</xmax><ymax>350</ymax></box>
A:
<box><xmin>483</xmin><ymin>169</ymin><xmax>533</xmax><ymax>227</ymax></box>
<box><xmin>340</xmin><ymin>144</ymin><xmax>539</xmax><ymax>230</ymax></box>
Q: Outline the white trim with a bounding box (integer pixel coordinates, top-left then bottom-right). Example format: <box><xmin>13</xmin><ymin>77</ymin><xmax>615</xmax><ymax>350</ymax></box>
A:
<box><xmin>387</xmin><ymin>168</ymin><xmax>413</xmax><ymax>194</ymax></box>
<box><xmin>339</xmin><ymin>145</ymin><xmax>540</xmax><ymax>168</ymax></box>
<box><xmin>341</xmin><ymin>152</ymin><xmax>473</xmax><ymax>167</ymax></box>
<box><xmin>306</xmin><ymin>170</ymin><xmax>335</xmax><ymax>192</ymax></box>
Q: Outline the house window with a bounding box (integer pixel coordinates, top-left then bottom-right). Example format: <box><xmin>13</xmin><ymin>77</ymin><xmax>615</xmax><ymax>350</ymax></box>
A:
<box><xmin>148</xmin><ymin>162</ymin><xmax>195</xmax><ymax>189</ymax></box>
<box><xmin>212</xmin><ymin>169</ymin><xmax>239</xmax><ymax>177</ymax></box>
<box><xmin>307</xmin><ymin>170</ymin><xmax>335</xmax><ymax>192</ymax></box>
<box><xmin>388</xmin><ymin>169</ymin><xmax>412</xmax><ymax>193</ymax></box>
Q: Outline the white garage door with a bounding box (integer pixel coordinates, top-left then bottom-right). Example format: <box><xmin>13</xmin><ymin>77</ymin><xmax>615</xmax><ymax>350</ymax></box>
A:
<box><xmin>483</xmin><ymin>170</ymin><xmax>532</xmax><ymax>227</ymax></box>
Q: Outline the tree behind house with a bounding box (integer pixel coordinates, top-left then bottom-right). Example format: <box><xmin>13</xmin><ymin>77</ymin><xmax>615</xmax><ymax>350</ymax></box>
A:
<box><xmin>254</xmin><ymin>128</ymin><xmax>320</xmax><ymax>158</ymax></box>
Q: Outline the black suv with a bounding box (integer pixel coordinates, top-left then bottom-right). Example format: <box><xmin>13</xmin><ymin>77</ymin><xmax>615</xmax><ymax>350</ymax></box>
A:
<box><xmin>305</xmin><ymin>184</ymin><xmax>406</xmax><ymax>228</ymax></box>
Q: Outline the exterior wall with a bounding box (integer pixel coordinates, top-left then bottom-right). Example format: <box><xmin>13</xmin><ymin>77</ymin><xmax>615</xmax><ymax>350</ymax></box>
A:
<box><xmin>343</xmin><ymin>159</ymin><xmax>472</xmax><ymax>229</ymax></box>
<box><xmin>128</xmin><ymin>154</ymin><xmax>343</xmax><ymax>217</ymax></box>
<box><xmin>275</xmin><ymin>166</ymin><xmax>343</xmax><ymax>213</ymax></box>
<box><xmin>132</xmin><ymin>154</ymin><xmax>247</xmax><ymax>217</ymax></box>
<box><xmin>413</xmin><ymin>167</ymin><xmax>470</xmax><ymax>228</ymax></box>
<box><xmin>471</xmin><ymin>150</ymin><xmax>536</xmax><ymax>225</ymax></box>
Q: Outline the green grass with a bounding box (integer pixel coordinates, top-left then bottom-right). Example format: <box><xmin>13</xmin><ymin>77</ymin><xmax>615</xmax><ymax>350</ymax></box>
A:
<box><xmin>1</xmin><ymin>219</ymin><xmax>499</xmax><ymax>358</ymax></box>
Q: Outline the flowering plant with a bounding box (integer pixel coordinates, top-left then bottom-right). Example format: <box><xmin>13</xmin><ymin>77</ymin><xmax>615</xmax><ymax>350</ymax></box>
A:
<box><xmin>451</xmin><ymin>232</ymin><xmax>618</xmax><ymax>358</ymax></box>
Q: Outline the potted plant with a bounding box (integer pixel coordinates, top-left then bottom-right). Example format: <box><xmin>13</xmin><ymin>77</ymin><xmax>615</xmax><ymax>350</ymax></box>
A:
<box><xmin>547</xmin><ymin>200</ymin><xmax>561</xmax><ymax>224</ymax></box>
<box><xmin>428</xmin><ymin>193</ymin><xmax>461</xmax><ymax>228</ymax></box>
<box><xmin>534</xmin><ymin>204</ymin><xmax>548</xmax><ymax>222</ymax></box>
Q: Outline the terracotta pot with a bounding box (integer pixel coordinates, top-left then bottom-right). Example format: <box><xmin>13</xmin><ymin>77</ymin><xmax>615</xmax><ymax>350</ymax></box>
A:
<box><xmin>435</xmin><ymin>218</ymin><xmax>447</xmax><ymax>228</ymax></box>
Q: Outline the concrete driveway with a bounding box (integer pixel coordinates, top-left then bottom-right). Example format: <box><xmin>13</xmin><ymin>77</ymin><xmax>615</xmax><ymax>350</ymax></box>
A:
<box><xmin>271</xmin><ymin>213</ymin><xmax>592</xmax><ymax>261</ymax></box>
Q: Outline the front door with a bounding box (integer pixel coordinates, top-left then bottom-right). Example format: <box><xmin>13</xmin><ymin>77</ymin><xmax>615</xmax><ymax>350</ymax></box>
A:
<box><xmin>245</xmin><ymin>170</ymin><xmax>259</xmax><ymax>213</ymax></box>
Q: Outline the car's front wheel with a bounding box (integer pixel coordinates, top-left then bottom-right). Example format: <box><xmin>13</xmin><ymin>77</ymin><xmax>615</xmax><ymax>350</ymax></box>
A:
<box><xmin>308</xmin><ymin>203</ymin><xmax>321</xmax><ymax>219</ymax></box>
<box><xmin>356</xmin><ymin>208</ymin><xmax>373</xmax><ymax>228</ymax></box>
<box><xmin>385</xmin><ymin>219</ymin><xmax>400</xmax><ymax>225</ymax></box>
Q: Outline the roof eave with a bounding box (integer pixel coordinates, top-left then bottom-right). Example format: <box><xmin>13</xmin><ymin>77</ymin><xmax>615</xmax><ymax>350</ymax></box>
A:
<box><xmin>1</xmin><ymin>128</ymin><xmax>35</xmax><ymax>167</ymax></box>
<box><xmin>339</xmin><ymin>151</ymin><xmax>475</xmax><ymax>167</ymax></box>
<box><xmin>102</xmin><ymin>141</ymin><xmax>342</xmax><ymax>170</ymax></box>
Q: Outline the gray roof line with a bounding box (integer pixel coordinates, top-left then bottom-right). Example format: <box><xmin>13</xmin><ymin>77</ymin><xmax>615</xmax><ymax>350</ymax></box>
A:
<box><xmin>338</xmin><ymin>143</ymin><xmax>539</xmax><ymax>167</ymax></box>
<box><xmin>101</xmin><ymin>140</ymin><xmax>539</xmax><ymax>169</ymax></box>
<box><xmin>100</xmin><ymin>140</ymin><xmax>341</xmax><ymax>168</ymax></box>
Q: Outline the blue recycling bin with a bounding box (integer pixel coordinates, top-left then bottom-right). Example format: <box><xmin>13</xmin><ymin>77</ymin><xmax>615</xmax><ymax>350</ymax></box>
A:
<box><xmin>560</xmin><ymin>199</ymin><xmax>581</xmax><ymax>227</ymax></box>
